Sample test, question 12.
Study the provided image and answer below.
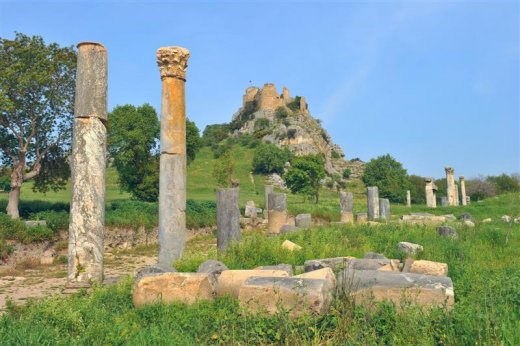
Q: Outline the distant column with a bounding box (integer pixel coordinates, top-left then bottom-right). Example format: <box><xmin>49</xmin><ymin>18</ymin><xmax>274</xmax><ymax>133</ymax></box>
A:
<box><xmin>445</xmin><ymin>167</ymin><xmax>457</xmax><ymax>206</ymax></box>
<box><xmin>268</xmin><ymin>193</ymin><xmax>287</xmax><ymax>233</ymax></box>
<box><xmin>406</xmin><ymin>190</ymin><xmax>411</xmax><ymax>208</ymax></box>
<box><xmin>425</xmin><ymin>178</ymin><xmax>437</xmax><ymax>208</ymax></box>
<box><xmin>264</xmin><ymin>185</ymin><xmax>273</xmax><ymax>218</ymax></box>
<box><xmin>379</xmin><ymin>198</ymin><xmax>391</xmax><ymax>220</ymax></box>
<box><xmin>216</xmin><ymin>188</ymin><xmax>240</xmax><ymax>252</ymax></box>
<box><xmin>157</xmin><ymin>46</ymin><xmax>190</xmax><ymax>266</ymax></box>
<box><xmin>367</xmin><ymin>187</ymin><xmax>379</xmax><ymax>221</ymax></box>
<box><xmin>441</xmin><ymin>197</ymin><xmax>448</xmax><ymax>206</ymax></box>
<box><xmin>339</xmin><ymin>191</ymin><xmax>354</xmax><ymax>224</ymax></box>
<box><xmin>68</xmin><ymin>42</ymin><xmax>107</xmax><ymax>286</ymax></box>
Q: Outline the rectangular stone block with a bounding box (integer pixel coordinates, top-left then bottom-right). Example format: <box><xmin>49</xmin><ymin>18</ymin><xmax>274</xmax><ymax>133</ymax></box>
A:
<box><xmin>133</xmin><ymin>272</ymin><xmax>215</xmax><ymax>307</ymax></box>
<box><xmin>409</xmin><ymin>260</ymin><xmax>448</xmax><ymax>276</ymax></box>
<box><xmin>295</xmin><ymin>267</ymin><xmax>337</xmax><ymax>291</ymax></box>
<box><xmin>217</xmin><ymin>269</ymin><xmax>289</xmax><ymax>298</ymax></box>
<box><xmin>238</xmin><ymin>276</ymin><xmax>333</xmax><ymax>317</ymax></box>
<box><xmin>304</xmin><ymin>256</ymin><xmax>355</xmax><ymax>272</ymax></box>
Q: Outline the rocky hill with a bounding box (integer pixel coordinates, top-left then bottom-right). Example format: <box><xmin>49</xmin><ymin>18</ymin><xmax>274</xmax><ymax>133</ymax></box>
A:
<box><xmin>229</xmin><ymin>83</ymin><xmax>364</xmax><ymax>178</ymax></box>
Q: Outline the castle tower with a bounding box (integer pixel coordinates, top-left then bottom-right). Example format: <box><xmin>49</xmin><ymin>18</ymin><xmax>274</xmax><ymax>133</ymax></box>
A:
<box><xmin>281</xmin><ymin>86</ymin><xmax>290</xmax><ymax>104</ymax></box>
<box><xmin>258</xmin><ymin>83</ymin><xmax>282</xmax><ymax>112</ymax></box>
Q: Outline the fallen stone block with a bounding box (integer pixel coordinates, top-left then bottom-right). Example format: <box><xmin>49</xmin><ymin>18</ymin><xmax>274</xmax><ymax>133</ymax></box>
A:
<box><xmin>348</xmin><ymin>258</ymin><xmax>400</xmax><ymax>272</ymax></box>
<box><xmin>295</xmin><ymin>267</ymin><xmax>337</xmax><ymax>291</ymax></box>
<box><xmin>304</xmin><ymin>256</ymin><xmax>355</xmax><ymax>272</ymax></box>
<box><xmin>255</xmin><ymin>264</ymin><xmax>293</xmax><ymax>276</ymax></box>
<box><xmin>238</xmin><ymin>276</ymin><xmax>333</xmax><ymax>317</ymax></box>
<box><xmin>400</xmin><ymin>215</ymin><xmax>446</xmax><ymax>225</ymax></box>
<box><xmin>482</xmin><ymin>218</ymin><xmax>492</xmax><ymax>223</ymax></box>
<box><xmin>24</xmin><ymin>220</ymin><xmax>47</xmax><ymax>227</ymax></box>
<box><xmin>217</xmin><ymin>269</ymin><xmax>289</xmax><ymax>298</ymax></box>
<box><xmin>463</xmin><ymin>220</ymin><xmax>475</xmax><ymax>228</ymax></box>
<box><xmin>356</xmin><ymin>213</ymin><xmax>368</xmax><ymax>223</ymax></box>
<box><xmin>409</xmin><ymin>260</ymin><xmax>448</xmax><ymax>276</ymax></box>
<box><xmin>442</xmin><ymin>214</ymin><xmax>457</xmax><ymax>222</ymax></box>
<box><xmin>339</xmin><ymin>269</ymin><xmax>454</xmax><ymax>309</ymax></box>
<box><xmin>501</xmin><ymin>215</ymin><xmax>511</xmax><ymax>223</ymax></box>
<box><xmin>295</xmin><ymin>213</ymin><xmax>312</xmax><ymax>228</ymax></box>
<box><xmin>398</xmin><ymin>242</ymin><xmax>423</xmax><ymax>255</ymax></box>
<box><xmin>281</xmin><ymin>240</ymin><xmax>302</xmax><ymax>252</ymax></box>
<box><xmin>135</xmin><ymin>264</ymin><xmax>176</xmax><ymax>283</ymax></box>
<box><xmin>280</xmin><ymin>224</ymin><xmax>298</xmax><ymax>233</ymax></box>
<box><xmin>133</xmin><ymin>272</ymin><xmax>215</xmax><ymax>307</ymax></box>
<box><xmin>437</xmin><ymin>226</ymin><xmax>458</xmax><ymax>239</ymax></box>
<box><xmin>363</xmin><ymin>252</ymin><xmax>388</xmax><ymax>260</ymax></box>
<box><xmin>198</xmin><ymin>260</ymin><xmax>228</xmax><ymax>285</ymax></box>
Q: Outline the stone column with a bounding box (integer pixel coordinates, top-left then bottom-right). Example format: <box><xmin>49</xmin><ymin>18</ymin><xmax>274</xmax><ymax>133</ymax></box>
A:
<box><xmin>445</xmin><ymin>167</ymin><xmax>457</xmax><ymax>206</ymax></box>
<box><xmin>268</xmin><ymin>193</ymin><xmax>287</xmax><ymax>233</ymax></box>
<box><xmin>367</xmin><ymin>187</ymin><xmax>379</xmax><ymax>221</ymax></box>
<box><xmin>406</xmin><ymin>190</ymin><xmax>411</xmax><ymax>208</ymax></box>
<box><xmin>68</xmin><ymin>42</ymin><xmax>107</xmax><ymax>286</ymax></box>
<box><xmin>339</xmin><ymin>191</ymin><xmax>354</xmax><ymax>223</ymax></box>
<box><xmin>441</xmin><ymin>197</ymin><xmax>448</xmax><ymax>206</ymax></box>
<box><xmin>264</xmin><ymin>185</ymin><xmax>273</xmax><ymax>218</ymax></box>
<box><xmin>157</xmin><ymin>46</ymin><xmax>190</xmax><ymax>267</ymax></box>
<box><xmin>216</xmin><ymin>188</ymin><xmax>240</xmax><ymax>252</ymax></box>
<box><xmin>424</xmin><ymin>178</ymin><xmax>437</xmax><ymax>208</ymax></box>
<box><xmin>379</xmin><ymin>198</ymin><xmax>390</xmax><ymax>220</ymax></box>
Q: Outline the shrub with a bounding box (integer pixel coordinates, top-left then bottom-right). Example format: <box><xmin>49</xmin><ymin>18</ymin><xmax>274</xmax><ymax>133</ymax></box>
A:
<box><xmin>202</xmin><ymin>123</ymin><xmax>230</xmax><ymax>147</ymax></box>
<box><xmin>30</xmin><ymin>211</ymin><xmax>69</xmax><ymax>232</ymax></box>
<box><xmin>287</xmin><ymin>129</ymin><xmax>297</xmax><ymax>139</ymax></box>
<box><xmin>275</xmin><ymin>106</ymin><xmax>289</xmax><ymax>120</ymax></box>
<box><xmin>0</xmin><ymin>175</ymin><xmax>10</xmax><ymax>191</ymax></box>
<box><xmin>252</xmin><ymin>144</ymin><xmax>292</xmax><ymax>175</ymax></box>
<box><xmin>213</xmin><ymin>150</ymin><xmax>235</xmax><ymax>188</ymax></box>
<box><xmin>487</xmin><ymin>174</ymin><xmax>520</xmax><ymax>194</ymax></box>
<box><xmin>342</xmin><ymin>168</ymin><xmax>351</xmax><ymax>179</ymax></box>
<box><xmin>331</xmin><ymin>150</ymin><xmax>341</xmax><ymax>159</ymax></box>
<box><xmin>254</xmin><ymin>118</ymin><xmax>270</xmax><ymax>132</ymax></box>
<box><xmin>286</xmin><ymin>96</ymin><xmax>301</xmax><ymax>112</ymax></box>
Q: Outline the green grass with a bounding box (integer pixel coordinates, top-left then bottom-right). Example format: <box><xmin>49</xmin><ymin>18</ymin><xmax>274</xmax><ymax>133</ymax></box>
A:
<box><xmin>1</xmin><ymin>194</ymin><xmax>519</xmax><ymax>344</ymax></box>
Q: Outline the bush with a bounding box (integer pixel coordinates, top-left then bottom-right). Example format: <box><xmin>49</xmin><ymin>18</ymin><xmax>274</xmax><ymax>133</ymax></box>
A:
<box><xmin>202</xmin><ymin>123</ymin><xmax>230</xmax><ymax>147</ymax></box>
<box><xmin>362</xmin><ymin>154</ymin><xmax>410</xmax><ymax>203</ymax></box>
<box><xmin>342</xmin><ymin>168</ymin><xmax>351</xmax><ymax>179</ymax></box>
<box><xmin>407</xmin><ymin>175</ymin><xmax>426</xmax><ymax>204</ymax></box>
<box><xmin>254</xmin><ymin>118</ymin><xmax>270</xmax><ymax>132</ymax></box>
<box><xmin>487</xmin><ymin>174</ymin><xmax>520</xmax><ymax>194</ymax></box>
<box><xmin>286</xmin><ymin>96</ymin><xmax>301</xmax><ymax>112</ymax></box>
<box><xmin>0</xmin><ymin>175</ymin><xmax>10</xmax><ymax>191</ymax></box>
<box><xmin>30</xmin><ymin>211</ymin><xmax>69</xmax><ymax>232</ymax></box>
<box><xmin>252</xmin><ymin>144</ymin><xmax>292</xmax><ymax>175</ymax></box>
<box><xmin>331</xmin><ymin>150</ymin><xmax>341</xmax><ymax>159</ymax></box>
<box><xmin>275</xmin><ymin>106</ymin><xmax>289</xmax><ymax>120</ymax></box>
<box><xmin>213</xmin><ymin>150</ymin><xmax>235</xmax><ymax>188</ymax></box>
<box><xmin>287</xmin><ymin>128</ymin><xmax>297</xmax><ymax>139</ymax></box>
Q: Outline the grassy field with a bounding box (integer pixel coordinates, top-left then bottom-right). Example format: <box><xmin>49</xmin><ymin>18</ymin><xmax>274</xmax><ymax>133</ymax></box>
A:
<box><xmin>1</xmin><ymin>193</ymin><xmax>519</xmax><ymax>344</ymax></box>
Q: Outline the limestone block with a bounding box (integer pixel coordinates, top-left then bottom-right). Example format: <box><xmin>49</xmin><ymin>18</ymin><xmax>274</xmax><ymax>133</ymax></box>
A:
<box><xmin>135</xmin><ymin>264</ymin><xmax>176</xmax><ymax>283</ymax></box>
<box><xmin>133</xmin><ymin>272</ymin><xmax>215</xmax><ymax>307</ymax></box>
<box><xmin>295</xmin><ymin>214</ymin><xmax>312</xmax><ymax>228</ymax></box>
<box><xmin>463</xmin><ymin>220</ymin><xmax>475</xmax><ymax>228</ymax></box>
<box><xmin>280</xmin><ymin>224</ymin><xmax>298</xmax><ymax>233</ymax></box>
<box><xmin>197</xmin><ymin>260</ymin><xmax>228</xmax><ymax>276</ymax></box>
<box><xmin>482</xmin><ymin>218</ymin><xmax>492</xmax><ymax>223</ymax></box>
<box><xmin>367</xmin><ymin>187</ymin><xmax>380</xmax><ymax>221</ymax></box>
<box><xmin>238</xmin><ymin>276</ymin><xmax>333</xmax><ymax>317</ymax></box>
<box><xmin>356</xmin><ymin>213</ymin><xmax>368</xmax><ymax>223</ymax></box>
<box><xmin>25</xmin><ymin>220</ymin><xmax>47</xmax><ymax>228</ymax></box>
<box><xmin>347</xmin><ymin>258</ymin><xmax>400</xmax><ymax>272</ymax></box>
<box><xmin>437</xmin><ymin>226</ymin><xmax>458</xmax><ymax>239</ymax></box>
<box><xmin>304</xmin><ymin>256</ymin><xmax>355</xmax><ymax>272</ymax></box>
<box><xmin>379</xmin><ymin>198</ymin><xmax>391</xmax><ymax>220</ymax></box>
<box><xmin>339</xmin><ymin>192</ymin><xmax>354</xmax><ymax>224</ymax></box>
<box><xmin>281</xmin><ymin>240</ymin><xmax>302</xmax><ymax>252</ymax></box>
<box><xmin>363</xmin><ymin>252</ymin><xmax>388</xmax><ymax>260</ymax></box>
<box><xmin>442</xmin><ymin>214</ymin><xmax>457</xmax><ymax>221</ymax></box>
<box><xmin>295</xmin><ymin>267</ymin><xmax>337</xmax><ymax>291</ymax></box>
<box><xmin>244</xmin><ymin>200</ymin><xmax>257</xmax><ymax>218</ymax></box>
<box><xmin>398</xmin><ymin>242</ymin><xmax>423</xmax><ymax>255</ymax></box>
<box><xmin>340</xmin><ymin>270</ymin><xmax>454</xmax><ymax>309</ymax></box>
<box><xmin>217</xmin><ymin>269</ymin><xmax>289</xmax><ymax>298</ymax></box>
<box><xmin>410</xmin><ymin>260</ymin><xmax>448</xmax><ymax>276</ymax></box>
<box><xmin>340</xmin><ymin>212</ymin><xmax>354</xmax><ymax>224</ymax></box>
<box><xmin>255</xmin><ymin>264</ymin><xmax>293</xmax><ymax>276</ymax></box>
<box><xmin>501</xmin><ymin>215</ymin><xmax>511</xmax><ymax>223</ymax></box>
<box><xmin>216</xmin><ymin>188</ymin><xmax>241</xmax><ymax>252</ymax></box>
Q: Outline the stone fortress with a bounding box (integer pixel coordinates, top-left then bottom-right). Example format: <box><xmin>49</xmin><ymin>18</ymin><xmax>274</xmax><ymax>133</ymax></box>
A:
<box><xmin>232</xmin><ymin>83</ymin><xmax>364</xmax><ymax>178</ymax></box>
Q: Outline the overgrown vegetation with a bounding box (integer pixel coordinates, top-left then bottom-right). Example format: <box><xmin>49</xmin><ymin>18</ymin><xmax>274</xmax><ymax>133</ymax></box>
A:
<box><xmin>285</xmin><ymin>154</ymin><xmax>326</xmax><ymax>203</ymax></box>
<box><xmin>251</xmin><ymin>143</ymin><xmax>292</xmax><ymax>175</ymax></box>
<box><xmin>362</xmin><ymin>154</ymin><xmax>410</xmax><ymax>203</ymax></box>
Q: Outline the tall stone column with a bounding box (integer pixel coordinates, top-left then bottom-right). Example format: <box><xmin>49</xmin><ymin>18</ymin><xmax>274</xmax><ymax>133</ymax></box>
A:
<box><xmin>264</xmin><ymin>185</ymin><xmax>273</xmax><ymax>218</ymax></box>
<box><xmin>445</xmin><ymin>167</ymin><xmax>457</xmax><ymax>206</ymax></box>
<box><xmin>157</xmin><ymin>46</ymin><xmax>190</xmax><ymax>266</ymax></box>
<box><xmin>68</xmin><ymin>42</ymin><xmax>107</xmax><ymax>285</ymax></box>
<box><xmin>379</xmin><ymin>198</ymin><xmax>391</xmax><ymax>220</ymax></box>
<box><xmin>406</xmin><ymin>190</ymin><xmax>411</xmax><ymax>208</ymax></box>
<box><xmin>268</xmin><ymin>193</ymin><xmax>287</xmax><ymax>233</ymax></box>
<box><xmin>339</xmin><ymin>191</ymin><xmax>354</xmax><ymax>223</ymax></box>
<box><xmin>367</xmin><ymin>187</ymin><xmax>379</xmax><ymax>221</ymax></box>
<box><xmin>216</xmin><ymin>188</ymin><xmax>240</xmax><ymax>252</ymax></box>
<box><xmin>424</xmin><ymin>178</ymin><xmax>437</xmax><ymax>208</ymax></box>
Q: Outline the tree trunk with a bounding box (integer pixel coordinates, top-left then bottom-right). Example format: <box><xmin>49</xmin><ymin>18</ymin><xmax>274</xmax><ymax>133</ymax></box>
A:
<box><xmin>6</xmin><ymin>164</ymin><xmax>24</xmax><ymax>219</ymax></box>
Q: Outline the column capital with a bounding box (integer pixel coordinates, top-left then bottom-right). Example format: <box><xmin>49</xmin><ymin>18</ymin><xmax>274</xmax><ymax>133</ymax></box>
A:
<box><xmin>445</xmin><ymin>167</ymin><xmax>454</xmax><ymax>174</ymax></box>
<box><xmin>459</xmin><ymin>176</ymin><xmax>465</xmax><ymax>180</ymax></box>
<box><xmin>157</xmin><ymin>46</ymin><xmax>190</xmax><ymax>80</ymax></box>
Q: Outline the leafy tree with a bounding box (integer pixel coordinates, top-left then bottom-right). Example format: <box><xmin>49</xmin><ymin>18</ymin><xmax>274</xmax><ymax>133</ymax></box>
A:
<box><xmin>487</xmin><ymin>174</ymin><xmax>520</xmax><ymax>194</ymax></box>
<box><xmin>212</xmin><ymin>150</ymin><xmax>235</xmax><ymax>187</ymax></box>
<box><xmin>285</xmin><ymin>154</ymin><xmax>325</xmax><ymax>203</ymax></box>
<box><xmin>362</xmin><ymin>154</ymin><xmax>410</xmax><ymax>203</ymax></box>
<box><xmin>0</xmin><ymin>33</ymin><xmax>76</xmax><ymax>218</ymax></box>
<box><xmin>407</xmin><ymin>174</ymin><xmax>426</xmax><ymax>204</ymax></box>
<box><xmin>342</xmin><ymin>168</ymin><xmax>351</xmax><ymax>179</ymax></box>
<box><xmin>108</xmin><ymin>104</ymin><xmax>201</xmax><ymax>201</ymax></box>
<box><xmin>251</xmin><ymin>143</ymin><xmax>292</xmax><ymax>175</ymax></box>
<box><xmin>275</xmin><ymin>106</ymin><xmax>290</xmax><ymax>120</ymax></box>
<box><xmin>202</xmin><ymin>123</ymin><xmax>229</xmax><ymax>147</ymax></box>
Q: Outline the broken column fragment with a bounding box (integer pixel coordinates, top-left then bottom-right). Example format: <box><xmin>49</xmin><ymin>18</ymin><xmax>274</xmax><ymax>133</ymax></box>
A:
<box><xmin>68</xmin><ymin>42</ymin><xmax>107</xmax><ymax>285</ymax></box>
<box><xmin>425</xmin><ymin>178</ymin><xmax>437</xmax><ymax>208</ymax></box>
<box><xmin>367</xmin><ymin>187</ymin><xmax>379</xmax><ymax>221</ymax></box>
<box><xmin>267</xmin><ymin>193</ymin><xmax>287</xmax><ymax>233</ymax></box>
<box><xmin>445</xmin><ymin>167</ymin><xmax>458</xmax><ymax>206</ymax></box>
<box><xmin>339</xmin><ymin>191</ymin><xmax>354</xmax><ymax>223</ymax></box>
<box><xmin>216</xmin><ymin>187</ymin><xmax>240</xmax><ymax>252</ymax></box>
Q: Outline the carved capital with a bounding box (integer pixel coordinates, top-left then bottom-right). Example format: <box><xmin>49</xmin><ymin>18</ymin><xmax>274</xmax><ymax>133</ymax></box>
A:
<box><xmin>157</xmin><ymin>46</ymin><xmax>190</xmax><ymax>80</ymax></box>
<box><xmin>444</xmin><ymin>167</ymin><xmax>454</xmax><ymax>174</ymax></box>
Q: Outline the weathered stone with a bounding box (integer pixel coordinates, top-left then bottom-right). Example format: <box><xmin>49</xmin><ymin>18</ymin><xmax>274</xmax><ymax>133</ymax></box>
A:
<box><xmin>135</xmin><ymin>264</ymin><xmax>177</xmax><ymax>283</ymax></box>
<box><xmin>25</xmin><ymin>220</ymin><xmax>47</xmax><ymax>228</ymax></box>
<box><xmin>501</xmin><ymin>215</ymin><xmax>511</xmax><ymax>223</ymax></box>
<box><xmin>295</xmin><ymin>213</ymin><xmax>312</xmax><ymax>228</ymax></box>
<box><xmin>442</xmin><ymin>214</ymin><xmax>457</xmax><ymax>221</ymax></box>
<box><xmin>398</xmin><ymin>242</ymin><xmax>423</xmax><ymax>255</ymax></box>
<box><xmin>402</xmin><ymin>258</ymin><xmax>414</xmax><ymax>273</ymax></box>
<box><xmin>197</xmin><ymin>260</ymin><xmax>228</xmax><ymax>276</ymax></box>
<box><xmin>295</xmin><ymin>267</ymin><xmax>337</xmax><ymax>291</ymax></box>
<box><xmin>280</xmin><ymin>224</ymin><xmax>298</xmax><ymax>233</ymax></box>
<box><xmin>339</xmin><ymin>191</ymin><xmax>354</xmax><ymax>224</ymax></box>
<box><xmin>400</xmin><ymin>215</ymin><xmax>446</xmax><ymax>225</ymax></box>
<box><xmin>363</xmin><ymin>252</ymin><xmax>388</xmax><ymax>260</ymax></box>
<box><xmin>410</xmin><ymin>260</ymin><xmax>448</xmax><ymax>276</ymax></box>
<box><xmin>445</xmin><ymin>167</ymin><xmax>458</xmax><ymax>206</ymax></box>
<box><xmin>244</xmin><ymin>200</ymin><xmax>257</xmax><ymax>218</ymax></box>
<box><xmin>463</xmin><ymin>220</ymin><xmax>475</xmax><ymax>228</ymax></box>
<box><xmin>482</xmin><ymin>218</ymin><xmax>492</xmax><ymax>223</ymax></box>
<box><xmin>256</xmin><ymin>264</ymin><xmax>293</xmax><ymax>276</ymax></box>
<box><xmin>268</xmin><ymin>193</ymin><xmax>287</xmax><ymax>234</ymax></box>
<box><xmin>304</xmin><ymin>256</ymin><xmax>355</xmax><ymax>272</ymax></box>
<box><xmin>238</xmin><ymin>276</ymin><xmax>333</xmax><ymax>317</ymax></box>
<box><xmin>339</xmin><ymin>270</ymin><xmax>454</xmax><ymax>309</ymax></box>
<box><xmin>406</xmin><ymin>190</ymin><xmax>411</xmax><ymax>208</ymax></box>
<box><xmin>217</xmin><ymin>269</ymin><xmax>289</xmax><ymax>297</ymax></box>
<box><xmin>437</xmin><ymin>226</ymin><xmax>458</xmax><ymax>239</ymax></box>
<box><xmin>281</xmin><ymin>240</ymin><xmax>302</xmax><ymax>252</ymax></box>
<box><xmin>460</xmin><ymin>176</ymin><xmax>467</xmax><ymax>206</ymax></box>
<box><xmin>264</xmin><ymin>185</ymin><xmax>273</xmax><ymax>218</ymax></box>
<box><xmin>425</xmin><ymin>178</ymin><xmax>437</xmax><ymax>208</ymax></box>
<box><xmin>216</xmin><ymin>188</ymin><xmax>240</xmax><ymax>252</ymax></box>
<box><xmin>68</xmin><ymin>42</ymin><xmax>107</xmax><ymax>285</ymax></box>
<box><xmin>356</xmin><ymin>213</ymin><xmax>368</xmax><ymax>223</ymax></box>
<box><xmin>133</xmin><ymin>272</ymin><xmax>214</xmax><ymax>307</ymax></box>
<box><xmin>157</xmin><ymin>46</ymin><xmax>190</xmax><ymax>267</ymax></box>
<box><xmin>379</xmin><ymin>198</ymin><xmax>391</xmax><ymax>220</ymax></box>
<box><xmin>514</xmin><ymin>217</ymin><xmax>520</xmax><ymax>224</ymax></box>
<box><xmin>40</xmin><ymin>248</ymin><xmax>56</xmax><ymax>265</ymax></box>
<box><xmin>460</xmin><ymin>212</ymin><xmax>472</xmax><ymax>221</ymax></box>
<box><xmin>441</xmin><ymin>197</ymin><xmax>448</xmax><ymax>206</ymax></box>
<box><xmin>367</xmin><ymin>186</ymin><xmax>379</xmax><ymax>221</ymax></box>
<box><xmin>347</xmin><ymin>258</ymin><xmax>400</xmax><ymax>272</ymax></box>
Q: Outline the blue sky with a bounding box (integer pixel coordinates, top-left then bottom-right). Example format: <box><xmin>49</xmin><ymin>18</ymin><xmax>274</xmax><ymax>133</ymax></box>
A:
<box><xmin>1</xmin><ymin>0</ymin><xmax>518</xmax><ymax>178</ymax></box>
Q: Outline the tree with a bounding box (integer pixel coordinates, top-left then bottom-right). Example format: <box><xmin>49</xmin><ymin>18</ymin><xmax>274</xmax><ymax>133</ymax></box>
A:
<box><xmin>487</xmin><ymin>174</ymin><xmax>520</xmax><ymax>194</ymax></box>
<box><xmin>466</xmin><ymin>176</ymin><xmax>496</xmax><ymax>201</ymax></box>
<box><xmin>362</xmin><ymin>154</ymin><xmax>410</xmax><ymax>203</ymax></box>
<box><xmin>407</xmin><ymin>174</ymin><xmax>426</xmax><ymax>204</ymax></box>
<box><xmin>212</xmin><ymin>150</ymin><xmax>235</xmax><ymax>187</ymax></box>
<box><xmin>108</xmin><ymin>104</ymin><xmax>201</xmax><ymax>201</ymax></box>
<box><xmin>0</xmin><ymin>33</ymin><xmax>76</xmax><ymax>218</ymax></box>
<box><xmin>251</xmin><ymin>143</ymin><xmax>292</xmax><ymax>175</ymax></box>
<box><xmin>202</xmin><ymin>123</ymin><xmax>229</xmax><ymax>147</ymax></box>
<box><xmin>285</xmin><ymin>154</ymin><xmax>325</xmax><ymax>203</ymax></box>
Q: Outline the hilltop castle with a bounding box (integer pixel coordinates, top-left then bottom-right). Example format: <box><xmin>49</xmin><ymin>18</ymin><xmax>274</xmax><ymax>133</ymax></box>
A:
<box><xmin>241</xmin><ymin>83</ymin><xmax>308</xmax><ymax>115</ymax></box>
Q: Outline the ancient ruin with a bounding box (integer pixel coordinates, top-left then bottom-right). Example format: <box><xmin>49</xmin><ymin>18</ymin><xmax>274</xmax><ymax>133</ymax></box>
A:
<box><xmin>157</xmin><ymin>46</ymin><xmax>190</xmax><ymax>266</ymax></box>
<box><xmin>379</xmin><ymin>198</ymin><xmax>391</xmax><ymax>220</ymax></box>
<box><xmin>339</xmin><ymin>191</ymin><xmax>354</xmax><ymax>223</ymax></box>
<box><xmin>445</xmin><ymin>167</ymin><xmax>458</xmax><ymax>206</ymax></box>
<box><xmin>406</xmin><ymin>190</ymin><xmax>411</xmax><ymax>208</ymax></box>
<box><xmin>216</xmin><ymin>188</ymin><xmax>240</xmax><ymax>252</ymax></box>
<box><xmin>460</xmin><ymin>176</ymin><xmax>467</xmax><ymax>206</ymax></box>
<box><xmin>68</xmin><ymin>42</ymin><xmax>108</xmax><ymax>285</ymax></box>
<box><xmin>267</xmin><ymin>193</ymin><xmax>287</xmax><ymax>233</ymax></box>
<box><xmin>425</xmin><ymin>178</ymin><xmax>437</xmax><ymax>208</ymax></box>
<box><xmin>367</xmin><ymin>187</ymin><xmax>380</xmax><ymax>221</ymax></box>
